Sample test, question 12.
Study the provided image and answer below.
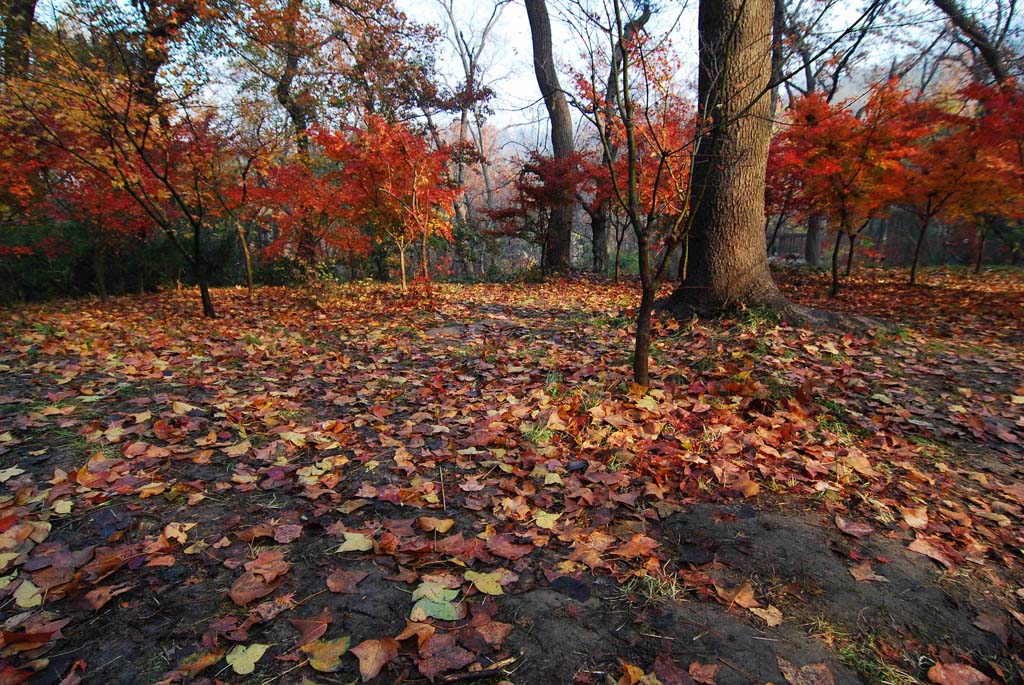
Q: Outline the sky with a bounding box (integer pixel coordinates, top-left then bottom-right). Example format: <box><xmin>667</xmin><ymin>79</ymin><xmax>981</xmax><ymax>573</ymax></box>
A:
<box><xmin>396</xmin><ymin>0</ymin><xmax>700</xmax><ymax>149</ymax></box>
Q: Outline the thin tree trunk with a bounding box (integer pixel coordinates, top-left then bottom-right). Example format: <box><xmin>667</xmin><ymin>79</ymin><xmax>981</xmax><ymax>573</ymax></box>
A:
<box><xmin>399</xmin><ymin>246</ymin><xmax>408</xmax><ymax>292</ymax></box>
<box><xmin>911</xmin><ymin>214</ymin><xmax>931</xmax><ymax>285</ymax></box>
<box><xmin>421</xmin><ymin>232</ymin><xmax>430</xmax><ymax>281</ymax></box>
<box><xmin>845</xmin><ymin>231</ymin><xmax>856</xmax><ymax>276</ymax></box>
<box><xmin>634</xmin><ymin>238</ymin><xmax>655</xmax><ymax>387</ymax></box>
<box><xmin>237</xmin><ymin>223</ymin><xmax>255</xmax><ymax>301</ymax></box>
<box><xmin>974</xmin><ymin>219</ymin><xmax>988</xmax><ymax>274</ymax></box>
<box><xmin>830</xmin><ymin>231</ymin><xmax>843</xmax><ymax>297</ymax></box>
<box><xmin>94</xmin><ymin>246</ymin><xmax>108</xmax><ymax>301</ymax></box>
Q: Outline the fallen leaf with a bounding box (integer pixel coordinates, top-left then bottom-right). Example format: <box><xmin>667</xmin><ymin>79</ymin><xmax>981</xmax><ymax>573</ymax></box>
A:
<box><xmin>689</xmin><ymin>662</ymin><xmax>720</xmax><ymax>685</ymax></box>
<box><xmin>301</xmin><ymin>636</ymin><xmax>351</xmax><ymax>672</ymax></box>
<box><xmin>927</xmin><ymin>663</ymin><xmax>991</xmax><ymax>685</ymax></box>
<box><xmin>13</xmin><ymin>580</ymin><xmax>41</xmax><ymax>608</ymax></box>
<box><xmin>714</xmin><ymin>582</ymin><xmax>761</xmax><ymax>609</ymax></box>
<box><xmin>908</xmin><ymin>537</ymin><xmax>955</xmax><ymax>569</ymax></box>
<box><xmin>848</xmin><ymin>561</ymin><xmax>888</xmax><ymax>583</ymax></box>
<box><xmin>289</xmin><ymin>608</ymin><xmax>332</xmax><ymax>648</ymax></box>
<box><xmin>612</xmin><ymin>534</ymin><xmax>659</xmax><ymax>559</ymax></box>
<box><xmin>417</xmin><ymin>633</ymin><xmax>475</xmax><ymax>679</ymax></box>
<box><xmin>225</xmin><ymin>643</ymin><xmax>269</xmax><ymax>675</ymax></box>
<box><xmin>777</xmin><ymin>656</ymin><xmax>835</xmax><ymax>685</ymax></box>
<box><xmin>750</xmin><ymin>604</ymin><xmax>783</xmax><ymax>627</ymax></box>
<box><xmin>350</xmin><ymin>637</ymin><xmax>399</xmax><ymax>681</ymax></box>
<box><xmin>834</xmin><ymin>515</ymin><xmax>874</xmax><ymax>538</ymax></box>
<box><xmin>326</xmin><ymin>569</ymin><xmax>369</xmax><ymax>594</ymax></box>
<box><xmin>417</xmin><ymin>517</ymin><xmax>455</xmax><ymax>533</ymax></box>
<box><xmin>533</xmin><ymin>510</ymin><xmax>561</xmax><ymax>530</ymax></box>
<box><xmin>900</xmin><ymin>506</ymin><xmax>929</xmax><ymax>530</ymax></box>
<box><xmin>972</xmin><ymin>614</ymin><xmax>1007</xmax><ymax>645</ymax></box>
<box><xmin>464</xmin><ymin>569</ymin><xmax>504</xmax><ymax>595</ymax></box>
<box><xmin>336</xmin><ymin>532</ymin><xmax>374</xmax><ymax>553</ymax></box>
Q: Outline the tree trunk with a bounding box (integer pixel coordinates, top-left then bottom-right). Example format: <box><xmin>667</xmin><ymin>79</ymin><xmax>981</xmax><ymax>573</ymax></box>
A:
<box><xmin>525</xmin><ymin>0</ymin><xmax>574</xmax><ymax>272</ymax></box>
<box><xmin>845</xmin><ymin>231</ymin><xmax>856</xmax><ymax>276</ymax></box>
<box><xmin>910</xmin><ymin>214</ymin><xmax>931</xmax><ymax>285</ymax></box>
<box><xmin>2</xmin><ymin>0</ymin><xmax>37</xmax><ymax>79</ymax></box>
<box><xmin>592</xmin><ymin>208</ymin><xmax>609</xmax><ymax>274</ymax></box>
<box><xmin>196</xmin><ymin>263</ymin><xmax>216</xmax><ymax>318</ymax></box>
<box><xmin>94</xmin><ymin>246</ymin><xmax>108</xmax><ymax>301</ymax></box>
<box><xmin>666</xmin><ymin>0</ymin><xmax>780</xmax><ymax>314</ymax></box>
<box><xmin>237</xmin><ymin>222</ymin><xmax>255</xmax><ymax>301</ymax></box>
<box><xmin>805</xmin><ymin>214</ymin><xmax>823</xmax><ymax>267</ymax></box>
<box><xmin>399</xmin><ymin>245</ymin><xmax>408</xmax><ymax>292</ymax></box>
<box><xmin>974</xmin><ymin>219</ymin><xmax>988</xmax><ymax>274</ymax></box>
<box><xmin>634</xmin><ymin>237</ymin><xmax>655</xmax><ymax>387</ymax></box>
<box><xmin>830</xmin><ymin>232</ymin><xmax>843</xmax><ymax>297</ymax></box>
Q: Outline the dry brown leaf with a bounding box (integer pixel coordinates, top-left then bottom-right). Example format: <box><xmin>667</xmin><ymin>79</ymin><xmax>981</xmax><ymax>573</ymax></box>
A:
<box><xmin>350</xmin><ymin>637</ymin><xmax>399</xmax><ymax>682</ymax></box>
<box><xmin>927</xmin><ymin>663</ymin><xmax>991</xmax><ymax>685</ymax></box>
<box><xmin>834</xmin><ymin>515</ymin><xmax>874</xmax><ymax>538</ymax></box>
<box><xmin>714</xmin><ymin>581</ymin><xmax>761</xmax><ymax>609</ymax></box>
<box><xmin>848</xmin><ymin>561</ymin><xmax>888</xmax><ymax>583</ymax></box>
<box><xmin>777</xmin><ymin>656</ymin><xmax>835</xmax><ymax>685</ymax></box>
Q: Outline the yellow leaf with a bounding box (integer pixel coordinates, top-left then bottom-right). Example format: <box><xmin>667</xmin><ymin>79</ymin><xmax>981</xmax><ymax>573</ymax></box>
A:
<box><xmin>301</xmin><ymin>636</ymin><xmax>351</xmax><ymax>672</ymax></box>
<box><xmin>225</xmin><ymin>643</ymin><xmax>269</xmax><ymax>675</ymax></box>
<box><xmin>14</xmin><ymin>580</ymin><xmax>42</xmax><ymax>608</ymax></box>
<box><xmin>279</xmin><ymin>431</ymin><xmax>307</xmax><ymax>447</ymax></box>
<box><xmin>533</xmin><ymin>510</ymin><xmax>562</xmax><ymax>530</ymax></box>
<box><xmin>464</xmin><ymin>570</ymin><xmax>504</xmax><ymax>595</ymax></box>
<box><xmin>336</xmin><ymin>532</ymin><xmax>374</xmax><ymax>553</ymax></box>
<box><xmin>750</xmin><ymin>605</ymin><xmax>783</xmax><ymax>627</ymax></box>
<box><xmin>172</xmin><ymin>401</ymin><xmax>200</xmax><ymax>415</ymax></box>
<box><xmin>52</xmin><ymin>500</ymin><xmax>73</xmax><ymax>515</ymax></box>
<box><xmin>223</xmin><ymin>440</ymin><xmax>251</xmax><ymax>456</ymax></box>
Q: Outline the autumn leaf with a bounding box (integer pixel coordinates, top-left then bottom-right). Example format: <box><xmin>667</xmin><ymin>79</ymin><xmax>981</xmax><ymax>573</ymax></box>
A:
<box><xmin>900</xmin><ymin>506</ymin><xmax>929</xmax><ymax>530</ymax></box>
<box><xmin>927</xmin><ymin>663</ymin><xmax>991</xmax><ymax>685</ymax></box>
<box><xmin>417</xmin><ymin>517</ymin><xmax>455</xmax><ymax>533</ymax></box>
<box><xmin>848</xmin><ymin>562</ymin><xmax>888</xmax><ymax>583</ymax></box>
<box><xmin>416</xmin><ymin>633</ymin><xmax>475</xmax><ymax>680</ymax></box>
<box><xmin>301</xmin><ymin>636</ymin><xmax>351</xmax><ymax>672</ymax></box>
<box><xmin>464</xmin><ymin>569</ymin><xmax>504</xmax><ymax>595</ymax></box>
<box><xmin>750</xmin><ymin>604</ymin><xmax>783</xmax><ymax>627</ymax></box>
<box><xmin>689</xmin><ymin>662</ymin><xmax>720</xmax><ymax>685</ymax></box>
<box><xmin>326</xmin><ymin>569</ymin><xmax>369</xmax><ymax>594</ymax></box>
<box><xmin>777</xmin><ymin>657</ymin><xmax>835</xmax><ymax>685</ymax></box>
<box><xmin>714</xmin><ymin>582</ymin><xmax>761</xmax><ymax>609</ymax></box>
<box><xmin>336</xmin><ymin>532</ymin><xmax>374</xmax><ymax>553</ymax></box>
<box><xmin>350</xmin><ymin>637</ymin><xmax>399</xmax><ymax>681</ymax></box>
<box><xmin>612</xmin><ymin>534</ymin><xmax>659</xmax><ymax>559</ymax></box>
<box><xmin>225</xmin><ymin>643</ymin><xmax>269</xmax><ymax>675</ymax></box>
<box><xmin>834</xmin><ymin>515</ymin><xmax>874</xmax><ymax>538</ymax></box>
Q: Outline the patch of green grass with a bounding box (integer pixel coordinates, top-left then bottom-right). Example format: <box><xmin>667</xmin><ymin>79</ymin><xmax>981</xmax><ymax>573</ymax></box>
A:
<box><xmin>522</xmin><ymin>425</ymin><xmax>554</xmax><ymax>445</ymax></box>
<box><xmin>616</xmin><ymin>570</ymin><xmax>691</xmax><ymax>608</ymax></box>
<box><xmin>737</xmin><ymin>304</ymin><xmax>781</xmax><ymax>332</ymax></box>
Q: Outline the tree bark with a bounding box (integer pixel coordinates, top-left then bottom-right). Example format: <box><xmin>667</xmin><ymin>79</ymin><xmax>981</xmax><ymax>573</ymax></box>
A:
<box><xmin>2</xmin><ymin>0</ymin><xmax>37</xmax><ymax>78</ymax></box>
<box><xmin>805</xmin><ymin>214</ymin><xmax>823</xmax><ymax>267</ymax></box>
<box><xmin>910</xmin><ymin>215</ymin><xmax>931</xmax><ymax>286</ymax></box>
<box><xmin>845</xmin><ymin>231</ymin><xmax>856</xmax><ymax>276</ymax></box>
<box><xmin>525</xmin><ymin>0</ymin><xmax>574</xmax><ymax>272</ymax></box>
<box><xmin>237</xmin><ymin>222</ymin><xmax>255</xmax><ymax>300</ymax></box>
<box><xmin>931</xmin><ymin>0</ymin><xmax>1008</xmax><ymax>83</ymax></box>
<box><xmin>974</xmin><ymin>219</ymin><xmax>988</xmax><ymax>274</ymax></box>
<box><xmin>666</xmin><ymin>0</ymin><xmax>780</xmax><ymax>314</ymax></box>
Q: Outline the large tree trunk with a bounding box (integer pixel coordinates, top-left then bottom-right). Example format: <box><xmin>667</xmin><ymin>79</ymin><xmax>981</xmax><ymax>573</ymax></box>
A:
<box><xmin>805</xmin><ymin>214</ymin><xmax>823</xmax><ymax>267</ymax></box>
<box><xmin>525</xmin><ymin>0</ymin><xmax>573</xmax><ymax>272</ymax></box>
<box><xmin>666</xmin><ymin>0</ymin><xmax>780</xmax><ymax>314</ymax></box>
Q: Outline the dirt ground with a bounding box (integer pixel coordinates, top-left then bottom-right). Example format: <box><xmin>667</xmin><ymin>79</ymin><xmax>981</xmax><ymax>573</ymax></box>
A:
<box><xmin>0</xmin><ymin>267</ymin><xmax>1021</xmax><ymax>685</ymax></box>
